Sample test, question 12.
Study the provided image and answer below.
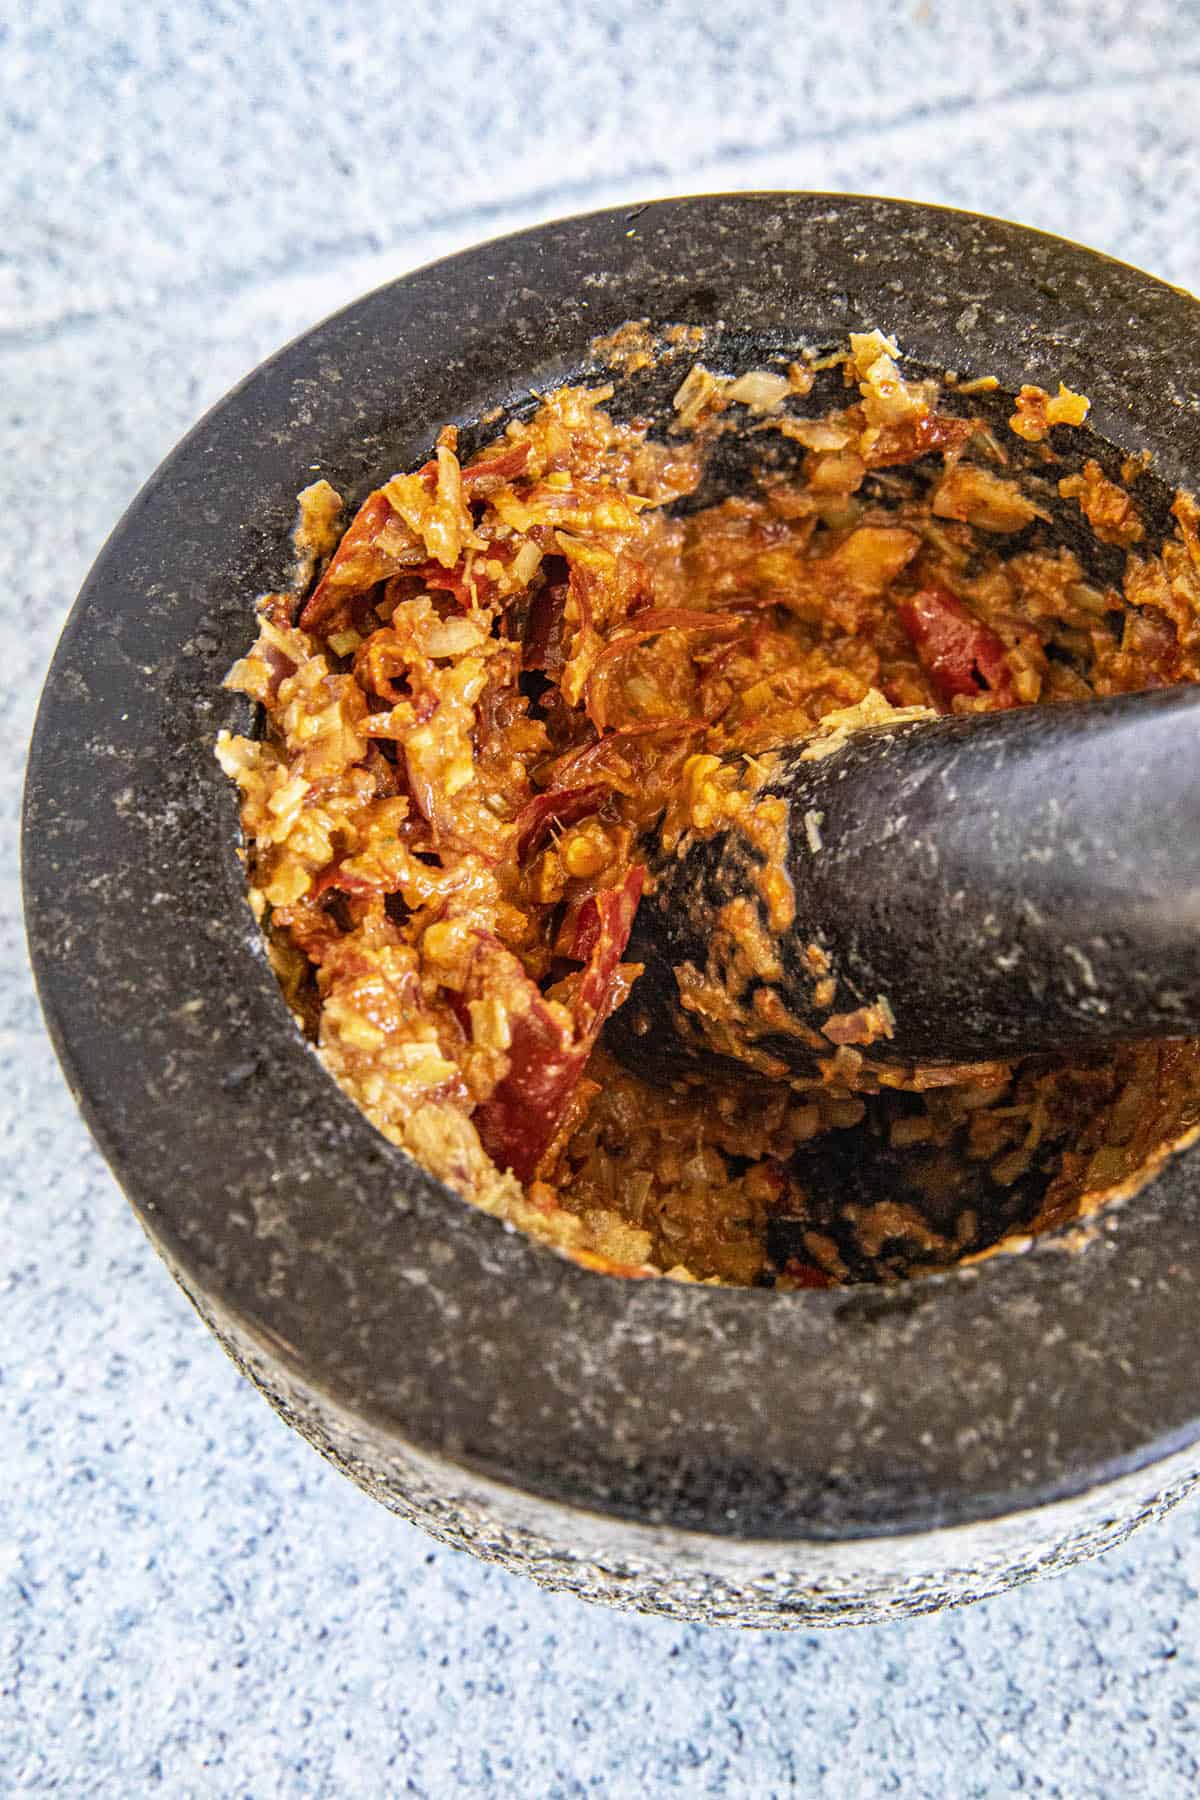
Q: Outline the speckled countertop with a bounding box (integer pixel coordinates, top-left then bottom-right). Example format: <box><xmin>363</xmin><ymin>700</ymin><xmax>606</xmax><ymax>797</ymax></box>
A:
<box><xmin>7</xmin><ymin>2</ymin><xmax>1200</xmax><ymax>1793</ymax></box>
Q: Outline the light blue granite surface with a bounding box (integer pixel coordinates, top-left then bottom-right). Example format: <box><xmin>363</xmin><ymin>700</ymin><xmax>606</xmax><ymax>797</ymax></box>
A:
<box><xmin>7</xmin><ymin>2</ymin><xmax>1200</xmax><ymax>1792</ymax></box>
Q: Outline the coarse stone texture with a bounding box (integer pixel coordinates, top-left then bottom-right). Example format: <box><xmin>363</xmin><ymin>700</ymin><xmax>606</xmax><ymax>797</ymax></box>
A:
<box><xmin>7</xmin><ymin>1</ymin><xmax>1200</xmax><ymax>1793</ymax></box>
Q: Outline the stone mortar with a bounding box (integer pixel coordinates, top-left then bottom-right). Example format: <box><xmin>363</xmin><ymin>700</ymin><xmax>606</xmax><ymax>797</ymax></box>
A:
<box><xmin>22</xmin><ymin>194</ymin><xmax>1200</xmax><ymax>1626</ymax></box>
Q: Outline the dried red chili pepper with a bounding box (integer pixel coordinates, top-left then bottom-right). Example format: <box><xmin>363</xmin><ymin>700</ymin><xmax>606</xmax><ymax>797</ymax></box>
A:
<box><xmin>470</xmin><ymin>866</ymin><xmax>644</xmax><ymax>1180</ymax></box>
<box><xmin>515</xmin><ymin>783</ymin><xmax>609</xmax><ymax>861</ymax></box>
<box><xmin>461</xmin><ymin>440</ymin><xmax>532</xmax><ymax>492</ymax></box>
<box><xmin>896</xmin><ymin>584</ymin><xmax>1018</xmax><ymax>708</ymax></box>
<box><xmin>523</xmin><ymin>578</ymin><xmax>570</xmax><ymax>674</ymax></box>
<box><xmin>569</xmin><ymin>866</ymin><xmax>644</xmax><ymax>968</ymax></box>
<box><xmin>300</xmin><ymin>493</ymin><xmax>407</xmax><ymax>630</ymax></box>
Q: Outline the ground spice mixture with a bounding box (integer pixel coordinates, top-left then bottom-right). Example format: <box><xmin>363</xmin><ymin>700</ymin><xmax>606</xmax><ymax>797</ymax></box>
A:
<box><xmin>217</xmin><ymin>330</ymin><xmax>1200</xmax><ymax>1286</ymax></box>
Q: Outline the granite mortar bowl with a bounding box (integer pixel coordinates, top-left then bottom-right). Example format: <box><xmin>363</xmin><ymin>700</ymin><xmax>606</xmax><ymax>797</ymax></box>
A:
<box><xmin>22</xmin><ymin>194</ymin><xmax>1200</xmax><ymax>1628</ymax></box>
